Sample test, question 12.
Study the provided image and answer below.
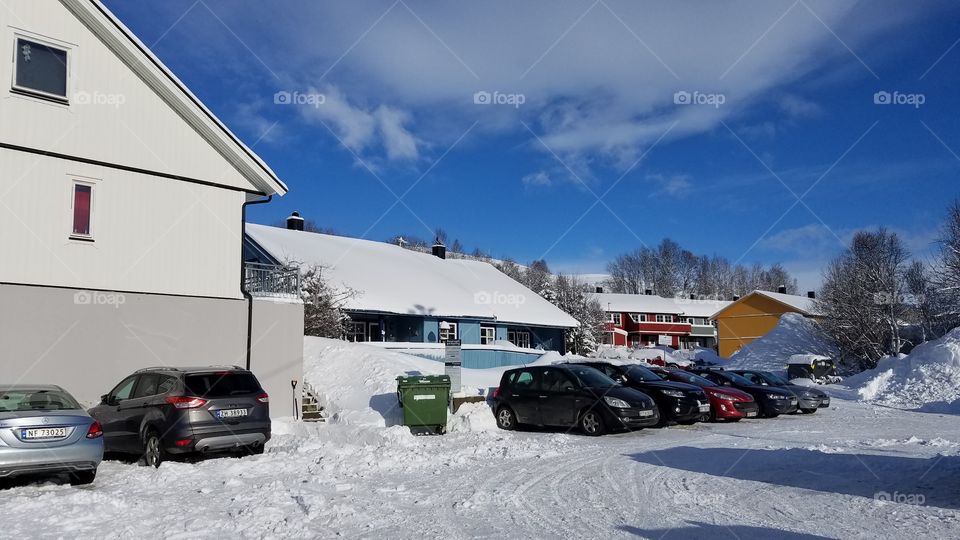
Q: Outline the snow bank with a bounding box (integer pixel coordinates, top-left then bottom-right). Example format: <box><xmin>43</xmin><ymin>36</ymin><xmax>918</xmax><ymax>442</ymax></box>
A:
<box><xmin>843</xmin><ymin>327</ymin><xmax>960</xmax><ymax>413</ymax></box>
<box><xmin>303</xmin><ymin>337</ymin><xmax>577</xmax><ymax>428</ymax></box>
<box><xmin>447</xmin><ymin>401</ymin><xmax>498</xmax><ymax>433</ymax></box>
<box><xmin>594</xmin><ymin>346</ymin><xmax>692</xmax><ymax>366</ymax></box>
<box><xmin>726</xmin><ymin>313</ymin><xmax>838</xmax><ymax>371</ymax></box>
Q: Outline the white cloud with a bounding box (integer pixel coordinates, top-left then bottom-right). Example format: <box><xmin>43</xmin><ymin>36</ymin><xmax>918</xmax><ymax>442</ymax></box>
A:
<box><xmin>146</xmin><ymin>0</ymin><xmax>940</xmax><ymax>164</ymax></box>
<box><xmin>779</xmin><ymin>94</ymin><xmax>823</xmax><ymax>118</ymax></box>
<box><xmin>521</xmin><ymin>170</ymin><xmax>552</xmax><ymax>188</ymax></box>
<box><xmin>647</xmin><ymin>173</ymin><xmax>693</xmax><ymax>198</ymax></box>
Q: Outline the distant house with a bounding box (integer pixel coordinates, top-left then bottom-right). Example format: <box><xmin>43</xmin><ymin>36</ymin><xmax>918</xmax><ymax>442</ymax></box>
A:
<box><xmin>0</xmin><ymin>0</ymin><xmax>302</xmax><ymax>415</ymax></box>
<box><xmin>588</xmin><ymin>292</ymin><xmax>730</xmax><ymax>350</ymax></box>
<box><xmin>710</xmin><ymin>288</ymin><xmax>821</xmax><ymax>358</ymax></box>
<box><xmin>244</xmin><ymin>219</ymin><xmax>579</xmax><ymax>368</ymax></box>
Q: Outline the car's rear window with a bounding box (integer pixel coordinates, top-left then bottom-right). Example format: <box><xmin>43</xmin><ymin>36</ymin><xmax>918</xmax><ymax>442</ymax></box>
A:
<box><xmin>0</xmin><ymin>389</ymin><xmax>80</xmax><ymax>411</ymax></box>
<box><xmin>184</xmin><ymin>373</ymin><xmax>261</xmax><ymax>398</ymax></box>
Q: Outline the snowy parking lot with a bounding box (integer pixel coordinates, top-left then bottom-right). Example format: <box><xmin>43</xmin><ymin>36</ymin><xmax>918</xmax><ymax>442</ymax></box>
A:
<box><xmin>1</xmin><ymin>398</ymin><xmax>958</xmax><ymax>539</ymax></box>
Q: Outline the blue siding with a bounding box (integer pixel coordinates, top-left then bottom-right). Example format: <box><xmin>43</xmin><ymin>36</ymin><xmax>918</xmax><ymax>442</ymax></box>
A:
<box><xmin>422</xmin><ymin>319</ymin><xmax>439</xmax><ymax>343</ymax></box>
<box><xmin>404</xmin><ymin>348</ymin><xmax>545</xmax><ymax>369</ymax></box>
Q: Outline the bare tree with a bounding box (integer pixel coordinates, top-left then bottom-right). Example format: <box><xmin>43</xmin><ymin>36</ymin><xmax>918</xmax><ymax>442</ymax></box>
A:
<box><xmin>300</xmin><ymin>265</ymin><xmax>357</xmax><ymax>338</ymax></box>
<box><xmin>817</xmin><ymin>228</ymin><xmax>911</xmax><ymax>370</ymax></box>
<box><xmin>554</xmin><ymin>274</ymin><xmax>606</xmax><ymax>354</ymax></box>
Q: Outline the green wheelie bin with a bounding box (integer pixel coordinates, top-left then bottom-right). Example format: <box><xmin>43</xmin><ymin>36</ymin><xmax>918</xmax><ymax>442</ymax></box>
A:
<box><xmin>396</xmin><ymin>375</ymin><xmax>450</xmax><ymax>435</ymax></box>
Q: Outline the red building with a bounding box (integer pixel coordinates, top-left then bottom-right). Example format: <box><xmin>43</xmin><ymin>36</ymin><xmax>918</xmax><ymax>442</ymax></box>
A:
<box><xmin>590</xmin><ymin>292</ymin><xmax>730</xmax><ymax>350</ymax></box>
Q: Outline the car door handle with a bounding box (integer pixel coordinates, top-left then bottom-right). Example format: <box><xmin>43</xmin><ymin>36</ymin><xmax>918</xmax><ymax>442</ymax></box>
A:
<box><xmin>539</xmin><ymin>395</ymin><xmax>548</xmax><ymax>399</ymax></box>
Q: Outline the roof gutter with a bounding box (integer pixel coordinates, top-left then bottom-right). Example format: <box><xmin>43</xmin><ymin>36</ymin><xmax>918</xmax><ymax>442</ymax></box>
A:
<box><xmin>242</xmin><ymin>195</ymin><xmax>272</xmax><ymax>370</ymax></box>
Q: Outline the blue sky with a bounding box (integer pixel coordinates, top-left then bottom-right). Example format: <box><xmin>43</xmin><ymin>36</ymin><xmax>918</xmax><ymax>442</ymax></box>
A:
<box><xmin>104</xmin><ymin>0</ymin><xmax>960</xmax><ymax>291</ymax></box>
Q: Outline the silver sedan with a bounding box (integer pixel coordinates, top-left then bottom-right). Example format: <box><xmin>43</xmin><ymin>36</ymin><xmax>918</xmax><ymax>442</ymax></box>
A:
<box><xmin>0</xmin><ymin>385</ymin><xmax>103</xmax><ymax>485</ymax></box>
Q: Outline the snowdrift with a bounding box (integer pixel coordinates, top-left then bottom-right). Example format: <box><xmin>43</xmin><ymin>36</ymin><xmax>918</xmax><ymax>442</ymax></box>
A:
<box><xmin>302</xmin><ymin>337</ymin><xmax>570</xmax><ymax>430</ymax></box>
<box><xmin>843</xmin><ymin>327</ymin><xmax>960</xmax><ymax>413</ymax></box>
<box><xmin>595</xmin><ymin>346</ymin><xmax>692</xmax><ymax>366</ymax></box>
<box><xmin>726</xmin><ymin>313</ymin><xmax>838</xmax><ymax>371</ymax></box>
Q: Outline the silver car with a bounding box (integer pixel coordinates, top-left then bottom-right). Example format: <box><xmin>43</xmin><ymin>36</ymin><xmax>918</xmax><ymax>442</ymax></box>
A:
<box><xmin>0</xmin><ymin>385</ymin><xmax>103</xmax><ymax>485</ymax></box>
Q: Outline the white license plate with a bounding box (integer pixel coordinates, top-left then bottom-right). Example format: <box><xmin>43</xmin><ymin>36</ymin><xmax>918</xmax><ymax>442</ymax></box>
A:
<box><xmin>746</xmin><ymin>412</ymin><xmax>758</xmax><ymax>417</ymax></box>
<box><xmin>638</xmin><ymin>410</ymin><xmax>654</xmax><ymax>417</ymax></box>
<box><xmin>216</xmin><ymin>408</ymin><xmax>248</xmax><ymax>418</ymax></box>
<box><xmin>22</xmin><ymin>427</ymin><xmax>67</xmax><ymax>440</ymax></box>
<box><xmin>698</xmin><ymin>404</ymin><xmax>710</xmax><ymax>412</ymax></box>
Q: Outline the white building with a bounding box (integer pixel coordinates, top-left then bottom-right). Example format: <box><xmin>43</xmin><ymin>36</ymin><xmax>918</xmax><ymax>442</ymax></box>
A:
<box><xmin>0</xmin><ymin>0</ymin><xmax>303</xmax><ymax>415</ymax></box>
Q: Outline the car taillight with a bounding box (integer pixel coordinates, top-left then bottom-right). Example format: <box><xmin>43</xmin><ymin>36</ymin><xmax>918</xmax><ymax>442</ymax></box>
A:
<box><xmin>165</xmin><ymin>396</ymin><xmax>208</xmax><ymax>409</ymax></box>
<box><xmin>492</xmin><ymin>387</ymin><xmax>501</xmax><ymax>399</ymax></box>
<box><xmin>86</xmin><ymin>421</ymin><xmax>103</xmax><ymax>439</ymax></box>
<box><xmin>256</xmin><ymin>393</ymin><xmax>269</xmax><ymax>404</ymax></box>
<box><xmin>174</xmin><ymin>438</ymin><xmax>193</xmax><ymax>447</ymax></box>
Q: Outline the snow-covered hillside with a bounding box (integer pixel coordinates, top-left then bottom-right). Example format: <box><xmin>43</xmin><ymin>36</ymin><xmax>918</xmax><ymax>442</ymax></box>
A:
<box><xmin>843</xmin><ymin>327</ymin><xmax>960</xmax><ymax>413</ymax></box>
<box><xmin>727</xmin><ymin>313</ymin><xmax>838</xmax><ymax>371</ymax></box>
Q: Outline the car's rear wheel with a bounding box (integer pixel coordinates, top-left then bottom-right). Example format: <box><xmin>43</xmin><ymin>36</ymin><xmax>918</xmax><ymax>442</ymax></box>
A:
<box><xmin>495</xmin><ymin>406</ymin><xmax>517</xmax><ymax>431</ymax></box>
<box><xmin>579</xmin><ymin>409</ymin><xmax>606</xmax><ymax>436</ymax></box>
<box><xmin>68</xmin><ymin>469</ymin><xmax>96</xmax><ymax>486</ymax></box>
<box><xmin>140</xmin><ymin>431</ymin><xmax>164</xmax><ymax>468</ymax></box>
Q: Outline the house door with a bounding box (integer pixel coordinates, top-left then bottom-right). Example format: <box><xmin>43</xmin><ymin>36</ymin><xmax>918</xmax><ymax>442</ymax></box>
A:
<box><xmin>369</xmin><ymin>322</ymin><xmax>381</xmax><ymax>342</ymax></box>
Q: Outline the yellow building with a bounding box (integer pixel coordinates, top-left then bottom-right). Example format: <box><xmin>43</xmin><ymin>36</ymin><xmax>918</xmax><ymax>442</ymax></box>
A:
<box><xmin>711</xmin><ymin>290</ymin><xmax>820</xmax><ymax>358</ymax></box>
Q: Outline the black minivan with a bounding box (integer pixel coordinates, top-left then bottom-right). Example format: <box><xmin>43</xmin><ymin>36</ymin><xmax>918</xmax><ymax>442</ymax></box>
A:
<box><xmin>492</xmin><ymin>364</ymin><xmax>659</xmax><ymax>435</ymax></box>
<box><xmin>89</xmin><ymin>366</ymin><xmax>270</xmax><ymax>467</ymax></box>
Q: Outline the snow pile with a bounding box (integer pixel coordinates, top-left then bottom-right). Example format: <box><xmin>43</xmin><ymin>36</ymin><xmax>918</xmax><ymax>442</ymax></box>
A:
<box><xmin>447</xmin><ymin>401</ymin><xmax>498</xmax><ymax>433</ymax></box>
<box><xmin>594</xmin><ymin>346</ymin><xmax>689</xmax><ymax>365</ymax></box>
<box><xmin>672</xmin><ymin>347</ymin><xmax>723</xmax><ymax>365</ymax></box>
<box><xmin>303</xmin><ymin>337</ymin><xmax>577</xmax><ymax>428</ymax></box>
<box><xmin>843</xmin><ymin>327</ymin><xmax>960</xmax><ymax>413</ymax></box>
<box><xmin>304</xmin><ymin>338</ymin><xmax>443</xmax><ymax>427</ymax></box>
<box><xmin>727</xmin><ymin>313</ymin><xmax>838</xmax><ymax>371</ymax></box>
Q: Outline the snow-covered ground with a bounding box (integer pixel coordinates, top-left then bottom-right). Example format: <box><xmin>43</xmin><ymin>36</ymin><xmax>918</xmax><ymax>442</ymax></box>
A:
<box><xmin>2</xmin><ymin>339</ymin><xmax>959</xmax><ymax>539</ymax></box>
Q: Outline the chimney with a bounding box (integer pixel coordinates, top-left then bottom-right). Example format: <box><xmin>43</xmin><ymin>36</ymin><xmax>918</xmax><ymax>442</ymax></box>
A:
<box><xmin>595</xmin><ymin>286</ymin><xmax>604</xmax><ymax>293</ymax></box>
<box><xmin>286</xmin><ymin>211</ymin><xmax>304</xmax><ymax>231</ymax></box>
<box><xmin>777</xmin><ymin>285</ymin><xmax>787</xmax><ymax>294</ymax></box>
<box><xmin>807</xmin><ymin>291</ymin><xmax>816</xmax><ymax>299</ymax></box>
<box><xmin>644</xmin><ymin>289</ymin><xmax>653</xmax><ymax>296</ymax></box>
<box><xmin>431</xmin><ymin>238</ymin><xmax>446</xmax><ymax>260</ymax></box>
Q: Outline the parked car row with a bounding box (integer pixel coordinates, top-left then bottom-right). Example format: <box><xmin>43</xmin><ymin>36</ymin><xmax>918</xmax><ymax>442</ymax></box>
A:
<box><xmin>492</xmin><ymin>361</ymin><xmax>831</xmax><ymax>436</ymax></box>
<box><xmin>0</xmin><ymin>366</ymin><xmax>270</xmax><ymax>486</ymax></box>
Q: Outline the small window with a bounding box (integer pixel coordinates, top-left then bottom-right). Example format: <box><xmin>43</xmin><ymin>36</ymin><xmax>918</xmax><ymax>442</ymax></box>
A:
<box><xmin>508</xmin><ymin>330</ymin><xmax>531</xmax><ymax>348</ymax></box>
<box><xmin>346</xmin><ymin>321</ymin><xmax>366</xmax><ymax>342</ymax></box>
<box><xmin>13</xmin><ymin>37</ymin><xmax>69</xmax><ymax>101</ymax></box>
<box><xmin>606</xmin><ymin>313</ymin><xmax>622</xmax><ymax>325</ymax></box>
<box><xmin>512</xmin><ymin>370</ymin><xmax>535</xmax><ymax>389</ymax></box>
<box><xmin>480</xmin><ymin>326</ymin><xmax>495</xmax><ymax>345</ymax></box>
<box><xmin>71</xmin><ymin>182</ymin><xmax>93</xmax><ymax>238</ymax></box>
<box><xmin>656</xmin><ymin>314</ymin><xmax>673</xmax><ymax>323</ymax></box>
<box><xmin>439</xmin><ymin>322</ymin><xmax>458</xmax><ymax>343</ymax></box>
<box><xmin>629</xmin><ymin>313</ymin><xmax>646</xmax><ymax>323</ymax></box>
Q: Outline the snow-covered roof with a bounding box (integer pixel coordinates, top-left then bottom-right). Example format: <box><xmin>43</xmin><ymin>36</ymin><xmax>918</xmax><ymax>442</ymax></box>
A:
<box><xmin>245</xmin><ymin>224</ymin><xmax>579</xmax><ymax>328</ymax></box>
<box><xmin>65</xmin><ymin>0</ymin><xmax>287</xmax><ymax>196</ymax></box>
<box><xmin>588</xmin><ymin>292</ymin><xmax>730</xmax><ymax>318</ymax></box>
<box><xmin>711</xmin><ymin>290</ymin><xmax>821</xmax><ymax>319</ymax></box>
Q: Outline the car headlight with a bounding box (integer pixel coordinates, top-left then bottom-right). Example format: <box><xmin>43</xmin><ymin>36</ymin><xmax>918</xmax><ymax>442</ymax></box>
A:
<box><xmin>713</xmin><ymin>393</ymin><xmax>737</xmax><ymax>401</ymax></box>
<box><xmin>604</xmin><ymin>396</ymin><xmax>631</xmax><ymax>408</ymax></box>
<box><xmin>767</xmin><ymin>393</ymin><xmax>787</xmax><ymax>400</ymax></box>
<box><xmin>660</xmin><ymin>389</ymin><xmax>685</xmax><ymax>398</ymax></box>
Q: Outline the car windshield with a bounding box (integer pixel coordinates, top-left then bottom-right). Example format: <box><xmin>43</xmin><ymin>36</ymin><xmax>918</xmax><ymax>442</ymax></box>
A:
<box><xmin>568</xmin><ymin>367</ymin><xmax>618</xmax><ymax>388</ymax></box>
<box><xmin>623</xmin><ymin>365</ymin><xmax>663</xmax><ymax>383</ymax></box>
<box><xmin>760</xmin><ymin>371</ymin><xmax>789</xmax><ymax>385</ymax></box>
<box><xmin>0</xmin><ymin>389</ymin><xmax>80</xmax><ymax>411</ymax></box>
<box><xmin>665</xmin><ymin>370</ymin><xmax>717</xmax><ymax>387</ymax></box>
<box><xmin>721</xmin><ymin>372</ymin><xmax>756</xmax><ymax>386</ymax></box>
<box><xmin>184</xmin><ymin>373</ymin><xmax>261</xmax><ymax>398</ymax></box>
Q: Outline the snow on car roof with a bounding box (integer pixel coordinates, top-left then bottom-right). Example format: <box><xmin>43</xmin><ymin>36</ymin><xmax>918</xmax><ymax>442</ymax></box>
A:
<box><xmin>788</xmin><ymin>354</ymin><xmax>833</xmax><ymax>364</ymax></box>
<box><xmin>588</xmin><ymin>292</ymin><xmax>730</xmax><ymax>317</ymax></box>
<box><xmin>245</xmin><ymin>224</ymin><xmax>579</xmax><ymax>328</ymax></box>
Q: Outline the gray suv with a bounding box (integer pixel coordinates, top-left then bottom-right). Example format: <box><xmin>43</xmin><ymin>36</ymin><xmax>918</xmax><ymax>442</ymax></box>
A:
<box><xmin>88</xmin><ymin>367</ymin><xmax>270</xmax><ymax>467</ymax></box>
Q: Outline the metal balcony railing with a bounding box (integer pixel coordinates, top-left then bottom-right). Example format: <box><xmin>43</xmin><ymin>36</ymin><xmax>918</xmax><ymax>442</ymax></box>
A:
<box><xmin>244</xmin><ymin>263</ymin><xmax>301</xmax><ymax>298</ymax></box>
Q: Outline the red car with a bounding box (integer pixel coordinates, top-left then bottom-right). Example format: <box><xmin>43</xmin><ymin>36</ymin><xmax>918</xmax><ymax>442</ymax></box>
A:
<box><xmin>650</xmin><ymin>368</ymin><xmax>759</xmax><ymax>421</ymax></box>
